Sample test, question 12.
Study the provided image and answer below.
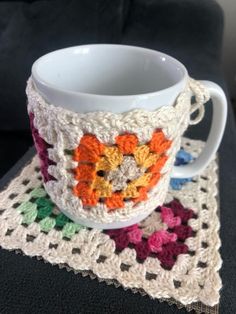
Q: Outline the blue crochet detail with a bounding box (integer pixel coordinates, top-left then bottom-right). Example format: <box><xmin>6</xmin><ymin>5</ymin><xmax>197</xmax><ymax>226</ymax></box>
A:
<box><xmin>170</xmin><ymin>149</ymin><xmax>193</xmax><ymax>190</ymax></box>
<box><xmin>174</xmin><ymin>149</ymin><xmax>193</xmax><ymax>166</ymax></box>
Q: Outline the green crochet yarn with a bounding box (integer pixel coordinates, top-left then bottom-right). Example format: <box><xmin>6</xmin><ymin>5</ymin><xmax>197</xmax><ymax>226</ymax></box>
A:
<box><xmin>22</xmin><ymin>208</ymin><xmax>38</xmax><ymax>224</ymax></box>
<box><xmin>17</xmin><ymin>201</ymin><xmax>37</xmax><ymax>213</ymax></box>
<box><xmin>15</xmin><ymin>186</ymin><xmax>85</xmax><ymax>238</ymax></box>
<box><xmin>35</xmin><ymin>196</ymin><xmax>54</xmax><ymax>219</ymax></box>
<box><xmin>37</xmin><ymin>205</ymin><xmax>53</xmax><ymax>219</ymax></box>
<box><xmin>39</xmin><ymin>217</ymin><xmax>56</xmax><ymax>232</ymax></box>
<box><xmin>30</xmin><ymin>187</ymin><xmax>47</xmax><ymax>198</ymax></box>
<box><xmin>62</xmin><ymin>222</ymin><xmax>83</xmax><ymax>238</ymax></box>
<box><xmin>55</xmin><ymin>213</ymin><xmax>70</xmax><ymax>227</ymax></box>
<box><xmin>36</xmin><ymin>197</ymin><xmax>53</xmax><ymax>208</ymax></box>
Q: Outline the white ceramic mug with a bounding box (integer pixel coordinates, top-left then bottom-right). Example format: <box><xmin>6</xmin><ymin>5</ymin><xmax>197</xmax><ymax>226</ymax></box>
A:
<box><xmin>27</xmin><ymin>44</ymin><xmax>227</xmax><ymax>229</ymax></box>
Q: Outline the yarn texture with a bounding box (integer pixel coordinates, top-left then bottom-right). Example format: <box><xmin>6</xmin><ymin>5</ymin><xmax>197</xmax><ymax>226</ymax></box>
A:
<box><xmin>26</xmin><ymin>77</ymin><xmax>210</xmax><ymax>224</ymax></box>
<box><xmin>0</xmin><ymin>138</ymin><xmax>222</xmax><ymax>309</ymax></box>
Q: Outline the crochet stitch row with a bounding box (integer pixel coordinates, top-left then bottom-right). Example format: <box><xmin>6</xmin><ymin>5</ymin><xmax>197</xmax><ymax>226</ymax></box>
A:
<box><xmin>72</xmin><ymin>131</ymin><xmax>171</xmax><ymax>210</ymax></box>
<box><xmin>16</xmin><ymin>187</ymin><xmax>84</xmax><ymax>238</ymax></box>
<box><xmin>26</xmin><ymin>77</ymin><xmax>209</xmax><ymax>223</ymax></box>
<box><xmin>13</xmin><ymin>185</ymin><xmax>195</xmax><ymax>270</ymax></box>
<box><xmin>0</xmin><ymin>138</ymin><xmax>222</xmax><ymax>307</ymax></box>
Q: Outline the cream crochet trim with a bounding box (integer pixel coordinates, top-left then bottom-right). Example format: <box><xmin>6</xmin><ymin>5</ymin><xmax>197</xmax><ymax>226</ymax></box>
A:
<box><xmin>26</xmin><ymin>78</ymin><xmax>209</xmax><ymax>223</ymax></box>
<box><xmin>0</xmin><ymin>138</ymin><xmax>222</xmax><ymax>306</ymax></box>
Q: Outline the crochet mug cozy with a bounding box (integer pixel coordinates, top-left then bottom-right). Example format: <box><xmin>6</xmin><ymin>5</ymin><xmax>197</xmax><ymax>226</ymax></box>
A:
<box><xmin>26</xmin><ymin>45</ymin><xmax>227</xmax><ymax>229</ymax></box>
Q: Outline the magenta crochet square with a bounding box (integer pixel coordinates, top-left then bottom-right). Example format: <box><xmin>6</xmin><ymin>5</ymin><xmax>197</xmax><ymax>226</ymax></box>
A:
<box><xmin>105</xmin><ymin>200</ymin><xmax>194</xmax><ymax>269</ymax></box>
<box><xmin>29</xmin><ymin>112</ymin><xmax>56</xmax><ymax>183</ymax></box>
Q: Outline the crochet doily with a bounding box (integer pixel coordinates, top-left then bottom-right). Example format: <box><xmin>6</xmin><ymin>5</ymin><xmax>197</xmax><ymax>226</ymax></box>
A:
<box><xmin>0</xmin><ymin>138</ymin><xmax>221</xmax><ymax>313</ymax></box>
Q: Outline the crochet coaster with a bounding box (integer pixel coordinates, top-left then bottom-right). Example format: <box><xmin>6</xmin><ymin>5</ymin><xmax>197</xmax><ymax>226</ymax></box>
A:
<box><xmin>0</xmin><ymin>138</ymin><xmax>222</xmax><ymax>314</ymax></box>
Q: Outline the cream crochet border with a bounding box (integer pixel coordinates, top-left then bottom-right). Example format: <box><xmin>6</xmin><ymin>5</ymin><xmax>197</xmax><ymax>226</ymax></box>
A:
<box><xmin>0</xmin><ymin>138</ymin><xmax>222</xmax><ymax>306</ymax></box>
<box><xmin>26</xmin><ymin>78</ymin><xmax>209</xmax><ymax>223</ymax></box>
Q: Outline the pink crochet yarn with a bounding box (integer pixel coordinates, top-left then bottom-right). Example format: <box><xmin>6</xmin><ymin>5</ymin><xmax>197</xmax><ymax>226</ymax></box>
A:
<box><xmin>127</xmin><ymin>228</ymin><xmax>143</xmax><ymax>244</ymax></box>
<box><xmin>161</xmin><ymin>206</ymin><xmax>181</xmax><ymax>228</ymax></box>
<box><xmin>148</xmin><ymin>230</ymin><xmax>177</xmax><ymax>253</ymax></box>
<box><xmin>135</xmin><ymin>241</ymin><xmax>151</xmax><ymax>260</ymax></box>
<box><xmin>106</xmin><ymin>224</ymin><xmax>143</xmax><ymax>250</ymax></box>
<box><xmin>172</xmin><ymin>225</ymin><xmax>193</xmax><ymax>241</ymax></box>
<box><xmin>105</xmin><ymin>200</ymin><xmax>195</xmax><ymax>269</ymax></box>
<box><xmin>29</xmin><ymin>112</ymin><xmax>56</xmax><ymax>183</ymax></box>
<box><xmin>165</xmin><ymin>199</ymin><xmax>194</xmax><ymax>223</ymax></box>
<box><xmin>157</xmin><ymin>242</ymin><xmax>188</xmax><ymax>268</ymax></box>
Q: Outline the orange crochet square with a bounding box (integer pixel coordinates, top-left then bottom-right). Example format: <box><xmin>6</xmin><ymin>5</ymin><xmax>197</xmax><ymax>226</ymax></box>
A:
<box><xmin>73</xmin><ymin>146</ymin><xmax>100</xmax><ymax>163</ymax></box>
<box><xmin>81</xmin><ymin>191</ymin><xmax>99</xmax><ymax>207</ymax></box>
<box><xmin>147</xmin><ymin>173</ymin><xmax>161</xmax><ymax>189</ymax></box>
<box><xmin>149</xmin><ymin>131</ymin><xmax>172</xmax><ymax>154</ymax></box>
<box><xmin>74</xmin><ymin>164</ymin><xmax>96</xmax><ymax>181</ymax></box>
<box><xmin>132</xmin><ymin>187</ymin><xmax>148</xmax><ymax>203</ymax></box>
<box><xmin>105</xmin><ymin>193</ymin><xmax>125</xmax><ymax>211</ymax></box>
<box><xmin>73</xmin><ymin>182</ymin><xmax>92</xmax><ymax>198</ymax></box>
<box><xmin>149</xmin><ymin>155</ymin><xmax>168</xmax><ymax>174</ymax></box>
<box><xmin>116</xmin><ymin>134</ymin><xmax>138</xmax><ymax>154</ymax></box>
<box><xmin>80</xmin><ymin>134</ymin><xmax>105</xmax><ymax>156</ymax></box>
<box><xmin>72</xmin><ymin>130</ymin><xmax>172</xmax><ymax>211</ymax></box>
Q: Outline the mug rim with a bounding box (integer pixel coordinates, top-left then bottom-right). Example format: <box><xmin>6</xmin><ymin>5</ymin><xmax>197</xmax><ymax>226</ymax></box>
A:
<box><xmin>31</xmin><ymin>44</ymin><xmax>188</xmax><ymax>100</ymax></box>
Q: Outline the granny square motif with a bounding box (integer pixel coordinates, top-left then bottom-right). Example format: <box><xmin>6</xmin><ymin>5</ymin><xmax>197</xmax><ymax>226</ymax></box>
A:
<box><xmin>0</xmin><ymin>138</ymin><xmax>222</xmax><ymax>313</ymax></box>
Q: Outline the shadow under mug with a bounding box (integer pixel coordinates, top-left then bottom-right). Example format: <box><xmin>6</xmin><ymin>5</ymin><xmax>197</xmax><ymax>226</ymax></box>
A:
<box><xmin>27</xmin><ymin>44</ymin><xmax>227</xmax><ymax>229</ymax></box>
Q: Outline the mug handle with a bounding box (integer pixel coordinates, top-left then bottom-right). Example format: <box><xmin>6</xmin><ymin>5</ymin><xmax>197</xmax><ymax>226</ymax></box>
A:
<box><xmin>171</xmin><ymin>80</ymin><xmax>227</xmax><ymax>178</ymax></box>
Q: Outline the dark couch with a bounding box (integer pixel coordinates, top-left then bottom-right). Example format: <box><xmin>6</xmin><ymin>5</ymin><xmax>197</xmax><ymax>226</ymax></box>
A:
<box><xmin>0</xmin><ymin>0</ymin><xmax>236</xmax><ymax>313</ymax></box>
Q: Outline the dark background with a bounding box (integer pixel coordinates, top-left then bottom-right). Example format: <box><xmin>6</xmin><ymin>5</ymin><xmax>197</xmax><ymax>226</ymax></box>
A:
<box><xmin>0</xmin><ymin>0</ymin><xmax>229</xmax><ymax>176</ymax></box>
<box><xmin>0</xmin><ymin>0</ymin><xmax>236</xmax><ymax>313</ymax></box>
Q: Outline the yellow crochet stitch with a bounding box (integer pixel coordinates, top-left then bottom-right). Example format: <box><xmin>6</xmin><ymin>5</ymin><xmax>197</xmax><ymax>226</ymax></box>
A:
<box><xmin>122</xmin><ymin>173</ymin><xmax>152</xmax><ymax>198</ymax></box>
<box><xmin>122</xmin><ymin>182</ymin><xmax>140</xmax><ymax>198</ymax></box>
<box><xmin>92</xmin><ymin>177</ymin><xmax>112</xmax><ymax>197</ymax></box>
<box><xmin>134</xmin><ymin>145</ymin><xmax>158</xmax><ymax>168</ymax></box>
<box><xmin>133</xmin><ymin>173</ymin><xmax>152</xmax><ymax>187</ymax></box>
<box><xmin>96</xmin><ymin>147</ymin><xmax>123</xmax><ymax>171</ymax></box>
<box><xmin>72</xmin><ymin>130</ymin><xmax>171</xmax><ymax>210</ymax></box>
